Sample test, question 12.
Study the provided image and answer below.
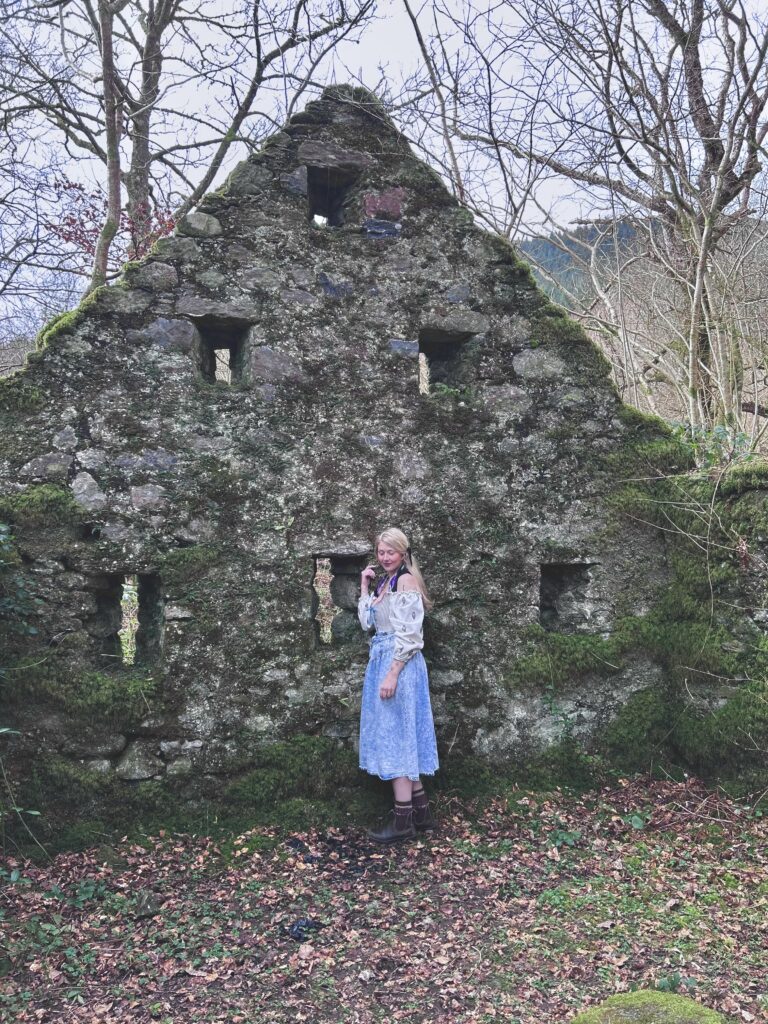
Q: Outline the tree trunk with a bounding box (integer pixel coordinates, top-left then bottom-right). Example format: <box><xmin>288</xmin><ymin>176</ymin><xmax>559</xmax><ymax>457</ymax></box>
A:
<box><xmin>124</xmin><ymin>16</ymin><xmax>166</xmax><ymax>258</ymax></box>
<box><xmin>87</xmin><ymin>1</ymin><xmax>121</xmax><ymax>294</ymax></box>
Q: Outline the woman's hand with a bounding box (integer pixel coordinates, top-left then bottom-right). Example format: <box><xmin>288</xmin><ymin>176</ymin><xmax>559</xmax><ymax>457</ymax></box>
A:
<box><xmin>379</xmin><ymin>670</ymin><xmax>399</xmax><ymax>700</ymax></box>
<box><xmin>360</xmin><ymin>564</ymin><xmax>377</xmax><ymax>594</ymax></box>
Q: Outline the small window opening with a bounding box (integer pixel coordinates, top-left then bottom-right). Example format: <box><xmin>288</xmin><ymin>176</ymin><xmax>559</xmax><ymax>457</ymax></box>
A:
<box><xmin>197</xmin><ymin>319</ymin><xmax>249</xmax><ymax>383</ymax></box>
<box><xmin>307</xmin><ymin>166</ymin><xmax>358</xmax><ymax>228</ymax></box>
<box><xmin>312</xmin><ymin>557</ymin><xmax>336</xmax><ymax>644</ymax></box>
<box><xmin>418</xmin><ymin>327</ymin><xmax>475</xmax><ymax>392</ymax></box>
<box><xmin>99</xmin><ymin>572</ymin><xmax>165</xmax><ymax>666</ymax></box>
<box><xmin>539</xmin><ymin>562</ymin><xmax>596</xmax><ymax>633</ymax></box>
<box><xmin>312</xmin><ymin>553</ymin><xmax>368</xmax><ymax>644</ymax></box>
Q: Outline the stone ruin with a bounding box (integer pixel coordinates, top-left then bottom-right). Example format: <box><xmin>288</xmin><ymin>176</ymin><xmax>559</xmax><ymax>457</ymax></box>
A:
<box><xmin>1</xmin><ymin>86</ymin><xmax>765</xmax><ymax>828</ymax></box>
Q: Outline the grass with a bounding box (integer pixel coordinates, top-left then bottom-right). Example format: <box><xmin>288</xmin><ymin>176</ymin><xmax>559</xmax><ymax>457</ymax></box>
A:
<box><xmin>1</xmin><ymin>777</ymin><xmax>765</xmax><ymax>1022</ymax></box>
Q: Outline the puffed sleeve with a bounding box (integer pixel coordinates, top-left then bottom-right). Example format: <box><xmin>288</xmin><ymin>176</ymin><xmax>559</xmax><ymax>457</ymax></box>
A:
<box><xmin>358</xmin><ymin>595</ymin><xmax>374</xmax><ymax>632</ymax></box>
<box><xmin>389</xmin><ymin>592</ymin><xmax>424</xmax><ymax>662</ymax></box>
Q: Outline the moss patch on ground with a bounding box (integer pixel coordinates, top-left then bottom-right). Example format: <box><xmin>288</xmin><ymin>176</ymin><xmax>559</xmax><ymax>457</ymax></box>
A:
<box><xmin>570</xmin><ymin>990</ymin><xmax>730</xmax><ymax>1024</ymax></box>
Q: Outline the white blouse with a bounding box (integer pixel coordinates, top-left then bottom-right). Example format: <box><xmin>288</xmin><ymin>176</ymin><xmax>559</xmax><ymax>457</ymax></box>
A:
<box><xmin>358</xmin><ymin>591</ymin><xmax>425</xmax><ymax>663</ymax></box>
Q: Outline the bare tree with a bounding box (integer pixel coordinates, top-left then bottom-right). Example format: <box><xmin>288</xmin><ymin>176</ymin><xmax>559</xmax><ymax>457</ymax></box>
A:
<box><xmin>397</xmin><ymin>0</ymin><xmax>768</xmax><ymax>441</ymax></box>
<box><xmin>0</xmin><ymin>0</ymin><xmax>375</xmax><ymax>316</ymax></box>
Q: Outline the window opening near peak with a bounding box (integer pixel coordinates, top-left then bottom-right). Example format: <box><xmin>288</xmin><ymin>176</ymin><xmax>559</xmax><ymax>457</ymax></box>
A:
<box><xmin>306</xmin><ymin>165</ymin><xmax>359</xmax><ymax>228</ymax></box>
<box><xmin>196</xmin><ymin>319</ymin><xmax>249</xmax><ymax>383</ymax></box>
<box><xmin>418</xmin><ymin>326</ymin><xmax>476</xmax><ymax>392</ymax></box>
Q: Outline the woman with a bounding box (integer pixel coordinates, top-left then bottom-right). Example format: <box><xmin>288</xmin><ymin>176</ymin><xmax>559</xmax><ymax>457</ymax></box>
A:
<box><xmin>358</xmin><ymin>527</ymin><xmax>439</xmax><ymax>843</ymax></box>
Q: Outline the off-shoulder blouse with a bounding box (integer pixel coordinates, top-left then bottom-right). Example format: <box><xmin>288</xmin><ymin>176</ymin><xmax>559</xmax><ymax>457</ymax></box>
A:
<box><xmin>358</xmin><ymin>591</ymin><xmax>425</xmax><ymax>663</ymax></box>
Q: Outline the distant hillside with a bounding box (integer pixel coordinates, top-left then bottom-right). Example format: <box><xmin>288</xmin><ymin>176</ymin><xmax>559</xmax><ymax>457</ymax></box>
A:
<box><xmin>520</xmin><ymin>221</ymin><xmax>638</xmax><ymax>305</ymax></box>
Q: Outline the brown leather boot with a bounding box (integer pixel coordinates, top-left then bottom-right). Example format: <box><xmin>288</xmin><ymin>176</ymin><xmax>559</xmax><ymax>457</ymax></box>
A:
<box><xmin>368</xmin><ymin>802</ymin><xmax>416</xmax><ymax>844</ymax></box>
<box><xmin>413</xmin><ymin>804</ymin><xmax>437</xmax><ymax>832</ymax></box>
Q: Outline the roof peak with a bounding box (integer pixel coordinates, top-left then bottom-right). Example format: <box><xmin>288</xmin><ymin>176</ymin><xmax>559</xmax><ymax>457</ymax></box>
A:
<box><xmin>284</xmin><ymin>83</ymin><xmax>396</xmax><ymax>135</ymax></box>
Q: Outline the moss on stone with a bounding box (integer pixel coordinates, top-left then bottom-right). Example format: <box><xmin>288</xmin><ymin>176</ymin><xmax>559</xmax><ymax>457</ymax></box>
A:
<box><xmin>570</xmin><ymin>990</ymin><xmax>728</xmax><ymax>1024</ymax></box>
<box><xmin>593</xmin><ymin>448</ymin><xmax>768</xmax><ymax>785</ymax></box>
<box><xmin>0</xmin><ymin>377</ymin><xmax>43</xmax><ymax>412</ymax></box>
<box><xmin>506</xmin><ymin>621</ymin><xmax>642</xmax><ymax>690</ymax></box>
<box><xmin>616</xmin><ymin>403</ymin><xmax>673</xmax><ymax>436</ymax></box>
<box><xmin>601</xmin><ymin>410</ymin><xmax>693</xmax><ymax>481</ymax></box>
<box><xmin>725</xmin><ymin>488</ymin><xmax>768</xmax><ymax>538</ymax></box>
<box><xmin>17</xmin><ymin>756</ymin><xmax>183</xmax><ymax>849</ymax></box>
<box><xmin>718</xmin><ymin>458</ymin><xmax>768</xmax><ymax>496</ymax></box>
<box><xmin>226</xmin><ymin>735</ymin><xmax>360</xmax><ymax>808</ymax></box>
<box><xmin>0</xmin><ymin>484</ymin><xmax>81</xmax><ymax>527</ymax></box>
<box><xmin>603</xmin><ymin>687</ymin><xmax>674</xmax><ymax>770</ymax></box>
<box><xmin>519</xmin><ymin>740</ymin><xmax>608</xmax><ymax>791</ymax></box>
<box><xmin>674</xmin><ymin>679</ymin><xmax>768</xmax><ymax>774</ymax></box>
<box><xmin>636</xmin><ymin>550</ymin><xmax>739</xmax><ymax>686</ymax></box>
<box><xmin>5</xmin><ymin>664</ymin><xmax>156</xmax><ymax>725</ymax></box>
<box><xmin>162</xmin><ymin>544</ymin><xmax>222</xmax><ymax>586</ymax></box>
<box><xmin>35</xmin><ymin>289</ymin><xmax>101</xmax><ymax>350</ymax></box>
<box><xmin>530</xmin><ymin>305</ymin><xmax>613</xmax><ymax>378</ymax></box>
<box><xmin>433</xmin><ymin>754</ymin><xmax>498</xmax><ymax>797</ymax></box>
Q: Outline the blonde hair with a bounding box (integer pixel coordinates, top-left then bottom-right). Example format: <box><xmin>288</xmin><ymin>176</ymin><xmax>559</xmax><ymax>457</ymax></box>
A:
<box><xmin>375</xmin><ymin>527</ymin><xmax>433</xmax><ymax>611</ymax></box>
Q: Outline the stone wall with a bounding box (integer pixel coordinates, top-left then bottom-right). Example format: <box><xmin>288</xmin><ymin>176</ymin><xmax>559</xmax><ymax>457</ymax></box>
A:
<box><xmin>1</xmin><ymin>86</ymin><xmax>766</xmax><ymax>829</ymax></box>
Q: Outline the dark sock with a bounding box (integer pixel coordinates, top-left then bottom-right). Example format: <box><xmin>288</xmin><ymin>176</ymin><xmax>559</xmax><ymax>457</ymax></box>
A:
<box><xmin>411</xmin><ymin>786</ymin><xmax>430</xmax><ymax>811</ymax></box>
<box><xmin>412</xmin><ymin>787</ymin><xmax>429</xmax><ymax>818</ymax></box>
<box><xmin>394</xmin><ymin>800</ymin><xmax>412</xmax><ymax>830</ymax></box>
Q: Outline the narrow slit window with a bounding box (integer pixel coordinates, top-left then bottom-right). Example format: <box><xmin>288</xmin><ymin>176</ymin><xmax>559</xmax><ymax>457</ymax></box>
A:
<box><xmin>197</xmin><ymin>319</ymin><xmax>249</xmax><ymax>383</ymax></box>
<box><xmin>98</xmin><ymin>572</ymin><xmax>165</xmax><ymax>666</ymax></box>
<box><xmin>418</xmin><ymin>326</ymin><xmax>475</xmax><ymax>391</ymax></box>
<box><xmin>119</xmin><ymin>575</ymin><xmax>139</xmax><ymax>664</ymax></box>
<box><xmin>312</xmin><ymin>557</ymin><xmax>336</xmax><ymax>644</ymax></box>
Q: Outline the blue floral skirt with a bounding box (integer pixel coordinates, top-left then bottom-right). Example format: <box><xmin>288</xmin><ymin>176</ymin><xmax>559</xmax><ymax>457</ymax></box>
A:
<box><xmin>359</xmin><ymin>632</ymin><xmax>439</xmax><ymax>781</ymax></box>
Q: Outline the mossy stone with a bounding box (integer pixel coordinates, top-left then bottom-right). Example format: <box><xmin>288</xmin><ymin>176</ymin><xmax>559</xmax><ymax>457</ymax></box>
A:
<box><xmin>719</xmin><ymin>457</ymin><xmax>768</xmax><ymax>495</ymax></box>
<box><xmin>0</xmin><ymin>484</ymin><xmax>81</xmax><ymax>527</ymax></box>
<box><xmin>570</xmin><ymin>990</ymin><xmax>728</xmax><ymax>1024</ymax></box>
<box><xmin>603</xmin><ymin>687</ymin><xmax>672</xmax><ymax>770</ymax></box>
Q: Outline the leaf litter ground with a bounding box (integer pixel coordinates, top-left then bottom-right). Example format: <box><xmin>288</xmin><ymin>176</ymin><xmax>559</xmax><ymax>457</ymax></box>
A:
<box><xmin>2</xmin><ymin>777</ymin><xmax>767</xmax><ymax>1023</ymax></box>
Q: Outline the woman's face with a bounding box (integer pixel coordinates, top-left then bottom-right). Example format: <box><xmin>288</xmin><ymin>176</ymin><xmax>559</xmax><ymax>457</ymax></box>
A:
<box><xmin>377</xmin><ymin>544</ymin><xmax>404</xmax><ymax>574</ymax></box>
